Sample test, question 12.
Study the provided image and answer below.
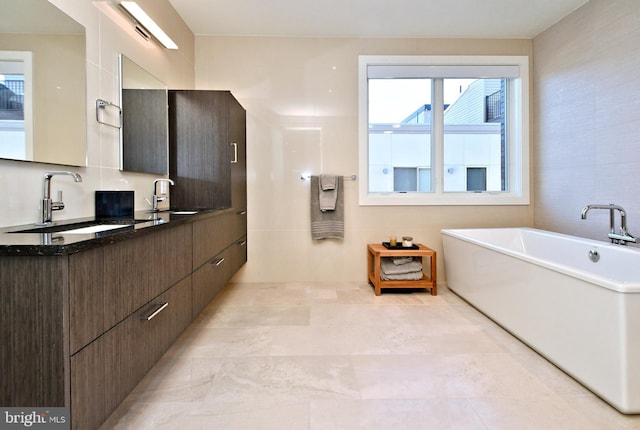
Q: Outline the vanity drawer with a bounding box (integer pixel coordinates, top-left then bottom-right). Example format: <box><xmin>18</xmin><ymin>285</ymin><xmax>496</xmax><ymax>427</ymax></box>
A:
<box><xmin>193</xmin><ymin>211</ymin><xmax>235</xmax><ymax>270</ymax></box>
<box><xmin>229</xmin><ymin>235</ymin><xmax>248</xmax><ymax>274</ymax></box>
<box><xmin>71</xmin><ymin>275</ymin><xmax>192</xmax><ymax>430</ymax></box>
<box><xmin>192</xmin><ymin>245</ymin><xmax>235</xmax><ymax>317</ymax></box>
<box><xmin>192</xmin><ymin>235</ymin><xmax>247</xmax><ymax>317</ymax></box>
<box><xmin>69</xmin><ymin>224</ymin><xmax>192</xmax><ymax>354</ymax></box>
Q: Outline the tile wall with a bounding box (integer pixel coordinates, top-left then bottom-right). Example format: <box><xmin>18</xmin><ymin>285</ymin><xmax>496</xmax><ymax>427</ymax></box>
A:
<box><xmin>0</xmin><ymin>0</ymin><xmax>194</xmax><ymax>227</ymax></box>
<box><xmin>194</xmin><ymin>37</ymin><xmax>534</xmax><ymax>282</ymax></box>
<box><xmin>534</xmin><ymin>0</ymin><xmax>640</xmax><ymax>243</ymax></box>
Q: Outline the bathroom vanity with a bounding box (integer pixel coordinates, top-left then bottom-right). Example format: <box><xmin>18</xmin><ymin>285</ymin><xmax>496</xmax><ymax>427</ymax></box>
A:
<box><xmin>0</xmin><ymin>209</ymin><xmax>246</xmax><ymax>429</ymax></box>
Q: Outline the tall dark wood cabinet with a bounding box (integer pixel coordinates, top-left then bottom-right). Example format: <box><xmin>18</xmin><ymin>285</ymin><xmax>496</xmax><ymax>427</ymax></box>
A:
<box><xmin>169</xmin><ymin>90</ymin><xmax>246</xmax><ymax>211</ymax></box>
<box><xmin>228</xmin><ymin>95</ymin><xmax>248</xmax><ymax>266</ymax></box>
<box><xmin>229</xmin><ymin>94</ymin><xmax>247</xmax><ymax>213</ymax></box>
<box><xmin>168</xmin><ymin>90</ymin><xmax>248</xmax><ymax>307</ymax></box>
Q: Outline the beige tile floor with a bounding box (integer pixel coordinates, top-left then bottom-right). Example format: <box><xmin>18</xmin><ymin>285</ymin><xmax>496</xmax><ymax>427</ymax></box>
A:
<box><xmin>101</xmin><ymin>282</ymin><xmax>640</xmax><ymax>430</ymax></box>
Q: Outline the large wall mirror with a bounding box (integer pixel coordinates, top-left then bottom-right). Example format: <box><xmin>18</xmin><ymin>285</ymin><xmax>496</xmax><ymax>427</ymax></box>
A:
<box><xmin>119</xmin><ymin>54</ymin><xmax>169</xmax><ymax>175</ymax></box>
<box><xmin>0</xmin><ymin>0</ymin><xmax>86</xmax><ymax>166</ymax></box>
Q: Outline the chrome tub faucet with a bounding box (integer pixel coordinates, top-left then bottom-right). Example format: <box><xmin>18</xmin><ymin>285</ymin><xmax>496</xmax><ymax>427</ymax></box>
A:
<box><xmin>581</xmin><ymin>203</ymin><xmax>636</xmax><ymax>245</ymax></box>
<box><xmin>39</xmin><ymin>171</ymin><xmax>83</xmax><ymax>225</ymax></box>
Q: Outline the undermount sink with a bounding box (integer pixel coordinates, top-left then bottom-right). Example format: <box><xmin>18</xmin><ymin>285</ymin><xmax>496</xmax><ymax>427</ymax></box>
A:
<box><xmin>55</xmin><ymin>224</ymin><xmax>132</xmax><ymax>234</ymax></box>
<box><xmin>10</xmin><ymin>219</ymin><xmax>145</xmax><ymax>234</ymax></box>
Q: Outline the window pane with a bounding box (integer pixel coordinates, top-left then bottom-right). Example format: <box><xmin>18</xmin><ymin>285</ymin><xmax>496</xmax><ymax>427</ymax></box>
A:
<box><xmin>466</xmin><ymin>167</ymin><xmax>487</xmax><ymax>191</ymax></box>
<box><xmin>368</xmin><ymin>78</ymin><xmax>432</xmax><ymax>193</ymax></box>
<box><xmin>0</xmin><ymin>66</ymin><xmax>26</xmax><ymax>160</ymax></box>
<box><xmin>418</xmin><ymin>167</ymin><xmax>431</xmax><ymax>191</ymax></box>
<box><xmin>442</xmin><ymin>78</ymin><xmax>507</xmax><ymax>193</ymax></box>
<box><xmin>393</xmin><ymin>167</ymin><xmax>416</xmax><ymax>192</ymax></box>
<box><xmin>0</xmin><ymin>74</ymin><xmax>24</xmax><ymax>120</ymax></box>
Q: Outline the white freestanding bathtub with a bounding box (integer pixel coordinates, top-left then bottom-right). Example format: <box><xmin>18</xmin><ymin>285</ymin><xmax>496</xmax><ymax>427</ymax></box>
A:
<box><xmin>441</xmin><ymin>227</ymin><xmax>640</xmax><ymax>414</ymax></box>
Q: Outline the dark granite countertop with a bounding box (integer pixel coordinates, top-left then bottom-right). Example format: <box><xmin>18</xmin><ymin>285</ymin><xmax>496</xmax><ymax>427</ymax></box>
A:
<box><xmin>0</xmin><ymin>208</ymin><xmax>230</xmax><ymax>256</ymax></box>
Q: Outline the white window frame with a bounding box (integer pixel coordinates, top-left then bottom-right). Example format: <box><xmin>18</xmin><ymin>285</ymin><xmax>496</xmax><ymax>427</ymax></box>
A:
<box><xmin>358</xmin><ymin>55</ymin><xmax>530</xmax><ymax>206</ymax></box>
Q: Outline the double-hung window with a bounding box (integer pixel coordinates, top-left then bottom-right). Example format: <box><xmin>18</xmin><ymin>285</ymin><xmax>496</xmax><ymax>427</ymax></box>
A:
<box><xmin>358</xmin><ymin>55</ymin><xmax>529</xmax><ymax>205</ymax></box>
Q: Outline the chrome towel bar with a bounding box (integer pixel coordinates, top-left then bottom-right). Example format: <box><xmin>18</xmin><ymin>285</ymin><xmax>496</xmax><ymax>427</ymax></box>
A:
<box><xmin>300</xmin><ymin>174</ymin><xmax>356</xmax><ymax>181</ymax></box>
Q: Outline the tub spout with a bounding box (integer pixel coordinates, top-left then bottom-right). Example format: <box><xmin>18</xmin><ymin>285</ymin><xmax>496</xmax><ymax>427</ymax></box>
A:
<box><xmin>581</xmin><ymin>204</ymin><xmax>636</xmax><ymax>245</ymax></box>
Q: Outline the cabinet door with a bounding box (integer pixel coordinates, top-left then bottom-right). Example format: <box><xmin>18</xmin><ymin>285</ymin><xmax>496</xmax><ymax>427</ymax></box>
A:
<box><xmin>229</xmin><ymin>94</ymin><xmax>246</xmax><ymax>213</ymax></box>
<box><xmin>169</xmin><ymin>90</ymin><xmax>231</xmax><ymax>210</ymax></box>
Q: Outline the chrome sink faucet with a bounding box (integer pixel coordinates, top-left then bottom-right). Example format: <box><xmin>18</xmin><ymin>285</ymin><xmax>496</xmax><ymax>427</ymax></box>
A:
<box><xmin>152</xmin><ymin>178</ymin><xmax>174</xmax><ymax>211</ymax></box>
<box><xmin>581</xmin><ymin>203</ymin><xmax>636</xmax><ymax>245</ymax></box>
<box><xmin>39</xmin><ymin>171</ymin><xmax>83</xmax><ymax>225</ymax></box>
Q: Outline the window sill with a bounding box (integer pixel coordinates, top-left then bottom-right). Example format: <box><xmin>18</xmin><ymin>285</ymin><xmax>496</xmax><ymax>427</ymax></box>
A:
<box><xmin>359</xmin><ymin>191</ymin><xmax>530</xmax><ymax>206</ymax></box>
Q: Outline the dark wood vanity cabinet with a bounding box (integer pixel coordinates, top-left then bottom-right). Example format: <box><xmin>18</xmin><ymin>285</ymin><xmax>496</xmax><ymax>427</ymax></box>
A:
<box><xmin>71</xmin><ymin>276</ymin><xmax>192</xmax><ymax>430</ymax></box>
<box><xmin>192</xmin><ymin>210</ymin><xmax>247</xmax><ymax>317</ymax></box>
<box><xmin>1</xmin><ymin>224</ymin><xmax>192</xmax><ymax>429</ymax></box>
<box><xmin>169</xmin><ymin>90</ymin><xmax>246</xmax><ymax>211</ymax></box>
<box><xmin>1</xmin><ymin>89</ymin><xmax>247</xmax><ymax>430</ymax></box>
<box><xmin>0</xmin><ymin>214</ymin><xmax>246</xmax><ymax>429</ymax></box>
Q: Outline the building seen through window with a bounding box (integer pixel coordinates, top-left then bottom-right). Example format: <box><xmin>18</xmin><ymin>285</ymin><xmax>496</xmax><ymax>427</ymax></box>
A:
<box><xmin>368</xmin><ymin>77</ymin><xmax>506</xmax><ymax>194</ymax></box>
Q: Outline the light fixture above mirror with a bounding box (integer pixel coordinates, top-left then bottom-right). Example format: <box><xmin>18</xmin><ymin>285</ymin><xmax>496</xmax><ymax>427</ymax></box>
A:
<box><xmin>119</xmin><ymin>2</ymin><xmax>178</xmax><ymax>49</ymax></box>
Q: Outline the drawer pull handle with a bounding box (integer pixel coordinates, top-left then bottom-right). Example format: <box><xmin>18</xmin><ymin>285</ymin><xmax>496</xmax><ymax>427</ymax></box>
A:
<box><xmin>230</xmin><ymin>142</ymin><xmax>238</xmax><ymax>163</ymax></box>
<box><xmin>213</xmin><ymin>257</ymin><xmax>225</xmax><ymax>266</ymax></box>
<box><xmin>238</xmin><ymin>210</ymin><xmax>247</xmax><ymax>215</ymax></box>
<box><xmin>238</xmin><ymin>240</ymin><xmax>247</xmax><ymax>246</ymax></box>
<box><xmin>139</xmin><ymin>302</ymin><xmax>169</xmax><ymax>321</ymax></box>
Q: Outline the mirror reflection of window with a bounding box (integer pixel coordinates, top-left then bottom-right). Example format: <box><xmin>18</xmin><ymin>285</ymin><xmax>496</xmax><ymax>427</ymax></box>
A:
<box><xmin>0</xmin><ymin>0</ymin><xmax>86</xmax><ymax>166</ymax></box>
<box><xmin>0</xmin><ymin>73</ymin><xmax>24</xmax><ymax>119</ymax></box>
<box><xmin>0</xmin><ymin>52</ymin><xmax>32</xmax><ymax>160</ymax></box>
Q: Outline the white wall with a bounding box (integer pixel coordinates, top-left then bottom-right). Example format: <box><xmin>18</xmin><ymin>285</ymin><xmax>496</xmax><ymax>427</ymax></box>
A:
<box><xmin>0</xmin><ymin>0</ymin><xmax>194</xmax><ymax>228</ymax></box>
<box><xmin>533</xmin><ymin>0</ymin><xmax>640</xmax><ymax>246</ymax></box>
<box><xmin>195</xmin><ymin>36</ymin><xmax>534</xmax><ymax>283</ymax></box>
